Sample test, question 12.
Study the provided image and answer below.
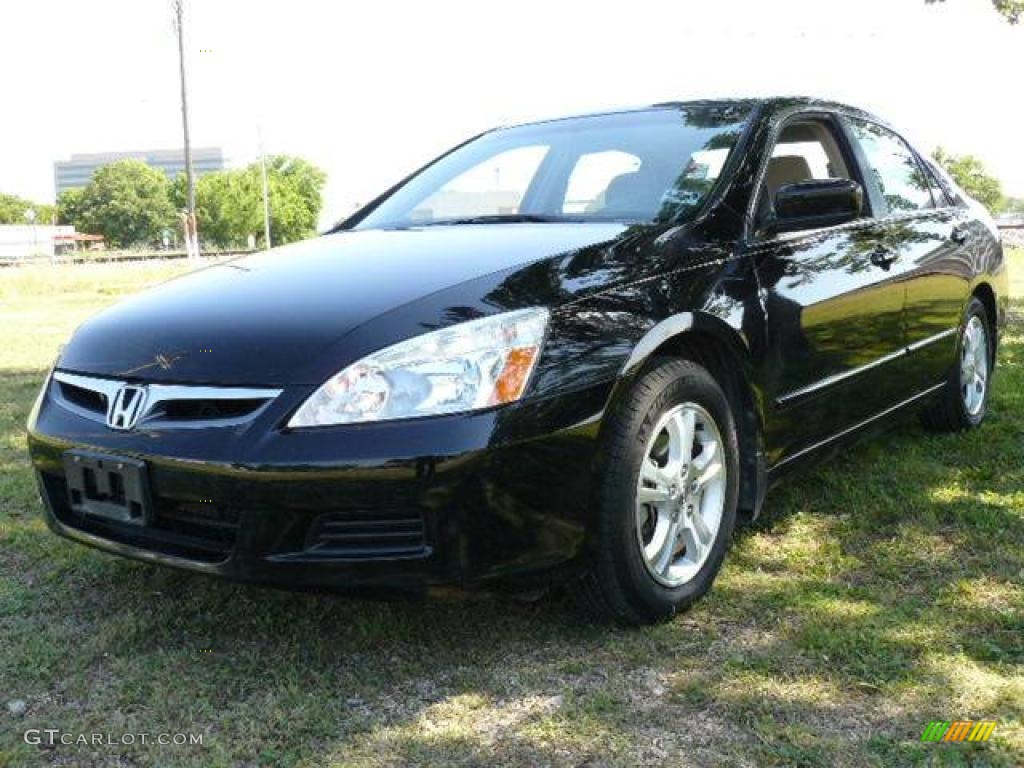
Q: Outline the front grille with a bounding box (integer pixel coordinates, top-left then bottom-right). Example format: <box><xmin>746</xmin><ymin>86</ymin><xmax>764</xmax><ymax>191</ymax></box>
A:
<box><xmin>305</xmin><ymin>511</ymin><xmax>429</xmax><ymax>560</ymax></box>
<box><xmin>40</xmin><ymin>472</ymin><xmax>238</xmax><ymax>564</ymax></box>
<box><xmin>158</xmin><ymin>398</ymin><xmax>267</xmax><ymax>422</ymax></box>
<box><xmin>57</xmin><ymin>379</ymin><xmax>107</xmax><ymax>416</ymax></box>
<box><xmin>50</xmin><ymin>371</ymin><xmax>281</xmax><ymax>429</ymax></box>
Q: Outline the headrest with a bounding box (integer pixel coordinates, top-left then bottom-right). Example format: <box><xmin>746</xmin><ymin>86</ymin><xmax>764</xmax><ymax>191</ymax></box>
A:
<box><xmin>765</xmin><ymin>155</ymin><xmax>813</xmax><ymax>196</ymax></box>
<box><xmin>602</xmin><ymin>171</ymin><xmax>665</xmax><ymax>215</ymax></box>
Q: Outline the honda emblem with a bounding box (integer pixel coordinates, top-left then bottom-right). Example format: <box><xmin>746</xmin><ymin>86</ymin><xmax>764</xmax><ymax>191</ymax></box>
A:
<box><xmin>107</xmin><ymin>385</ymin><xmax>147</xmax><ymax>430</ymax></box>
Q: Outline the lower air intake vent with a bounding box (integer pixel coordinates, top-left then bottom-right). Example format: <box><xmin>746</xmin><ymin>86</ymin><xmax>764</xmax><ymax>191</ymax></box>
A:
<box><xmin>305</xmin><ymin>511</ymin><xmax>428</xmax><ymax>560</ymax></box>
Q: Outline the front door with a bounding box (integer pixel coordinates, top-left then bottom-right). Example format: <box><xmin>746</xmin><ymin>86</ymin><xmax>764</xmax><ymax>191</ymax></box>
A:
<box><xmin>749</xmin><ymin>114</ymin><xmax>915</xmax><ymax>467</ymax></box>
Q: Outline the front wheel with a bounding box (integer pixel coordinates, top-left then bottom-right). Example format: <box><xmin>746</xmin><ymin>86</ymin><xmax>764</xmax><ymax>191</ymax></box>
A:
<box><xmin>576</xmin><ymin>358</ymin><xmax>739</xmax><ymax>625</ymax></box>
<box><xmin>922</xmin><ymin>297</ymin><xmax>992</xmax><ymax>431</ymax></box>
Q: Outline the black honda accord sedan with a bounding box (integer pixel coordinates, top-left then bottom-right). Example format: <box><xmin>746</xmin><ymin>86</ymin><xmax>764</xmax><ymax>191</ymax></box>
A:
<box><xmin>28</xmin><ymin>97</ymin><xmax>1008</xmax><ymax>624</ymax></box>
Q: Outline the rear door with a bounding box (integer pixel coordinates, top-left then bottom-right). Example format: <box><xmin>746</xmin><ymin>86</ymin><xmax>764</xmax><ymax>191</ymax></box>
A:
<box><xmin>749</xmin><ymin>113</ymin><xmax>916</xmax><ymax>467</ymax></box>
<box><xmin>844</xmin><ymin>117</ymin><xmax>970</xmax><ymax>392</ymax></box>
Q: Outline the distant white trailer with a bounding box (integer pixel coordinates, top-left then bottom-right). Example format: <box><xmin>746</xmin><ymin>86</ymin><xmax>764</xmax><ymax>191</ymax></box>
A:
<box><xmin>0</xmin><ymin>225</ymin><xmax>78</xmax><ymax>260</ymax></box>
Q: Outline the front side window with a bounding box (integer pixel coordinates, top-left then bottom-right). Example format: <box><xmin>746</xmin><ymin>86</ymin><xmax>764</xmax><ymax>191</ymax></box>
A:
<box><xmin>847</xmin><ymin>119</ymin><xmax>934</xmax><ymax>213</ymax></box>
<box><xmin>354</xmin><ymin>105</ymin><xmax>753</xmax><ymax>229</ymax></box>
<box><xmin>761</xmin><ymin>119</ymin><xmax>853</xmax><ymax>203</ymax></box>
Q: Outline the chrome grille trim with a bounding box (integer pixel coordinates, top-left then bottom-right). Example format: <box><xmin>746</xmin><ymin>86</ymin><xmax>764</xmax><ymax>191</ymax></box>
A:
<box><xmin>51</xmin><ymin>371</ymin><xmax>282</xmax><ymax>430</ymax></box>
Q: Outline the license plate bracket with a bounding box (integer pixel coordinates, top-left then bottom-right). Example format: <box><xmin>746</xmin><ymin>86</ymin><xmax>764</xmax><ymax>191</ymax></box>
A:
<box><xmin>63</xmin><ymin>450</ymin><xmax>152</xmax><ymax>526</ymax></box>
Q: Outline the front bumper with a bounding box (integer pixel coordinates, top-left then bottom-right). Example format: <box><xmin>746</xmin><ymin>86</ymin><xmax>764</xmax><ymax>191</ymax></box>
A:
<box><xmin>27</xmin><ymin>372</ymin><xmax>612</xmax><ymax>593</ymax></box>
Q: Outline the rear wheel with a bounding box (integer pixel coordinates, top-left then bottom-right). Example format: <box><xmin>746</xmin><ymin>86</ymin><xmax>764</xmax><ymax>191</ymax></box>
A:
<box><xmin>576</xmin><ymin>358</ymin><xmax>739</xmax><ymax>625</ymax></box>
<box><xmin>922</xmin><ymin>297</ymin><xmax>992</xmax><ymax>431</ymax></box>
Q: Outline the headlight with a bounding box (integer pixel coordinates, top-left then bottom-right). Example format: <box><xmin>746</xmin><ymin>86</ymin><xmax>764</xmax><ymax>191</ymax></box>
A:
<box><xmin>288</xmin><ymin>308</ymin><xmax>549</xmax><ymax>427</ymax></box>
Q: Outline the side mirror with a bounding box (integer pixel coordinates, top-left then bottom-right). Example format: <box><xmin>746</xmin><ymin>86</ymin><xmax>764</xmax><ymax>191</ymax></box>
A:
<box><xmin>770</xmin><ymin>178</ymin><xmax>864</xmax><ymax>234</ymax></box>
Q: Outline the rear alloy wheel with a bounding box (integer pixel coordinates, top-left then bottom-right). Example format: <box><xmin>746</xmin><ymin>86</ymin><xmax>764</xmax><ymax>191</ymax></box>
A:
<box><xmin>577</xmin><ymin>358</ymin><xmax>739</xmax><ymax>625</ymax></box>
<box><xmin>922</xmin><ymin>297</ymin><xmax>992</xmax><ymax>431</ymax></box>
<box><xmin>959</xmin><ymin>315</ymin><xmax>989</xmax><ymax>418</ymax></box>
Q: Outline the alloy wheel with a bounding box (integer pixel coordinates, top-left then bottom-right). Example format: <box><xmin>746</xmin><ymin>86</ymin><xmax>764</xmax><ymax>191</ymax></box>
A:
<box><xmin>635</xmin><ymin>403</ymin><xmax>726</xmax><ymax>587</ymax></box>
<box><xmin>960</xmin><ymin>316</ymin><xmax>989</xmax><ymax>416</ymax></box>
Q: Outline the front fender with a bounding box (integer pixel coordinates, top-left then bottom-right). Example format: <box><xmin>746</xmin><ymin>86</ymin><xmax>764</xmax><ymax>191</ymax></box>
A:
<box><xmin>601</xmin><ymin>308</ymin><xmax>768</xmax><ymax>521</ymax></box>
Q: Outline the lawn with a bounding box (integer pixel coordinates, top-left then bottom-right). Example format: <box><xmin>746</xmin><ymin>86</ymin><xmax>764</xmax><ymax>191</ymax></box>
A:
<box><xmin>0</xmin><ymin>252</ymin><xmax>1021</xmax><ymax>767</ymax></box>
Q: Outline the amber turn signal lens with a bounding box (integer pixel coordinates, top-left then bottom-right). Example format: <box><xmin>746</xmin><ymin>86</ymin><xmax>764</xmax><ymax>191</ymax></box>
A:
<box><xmin>491</xmin><ymin>346</ymin><xmax>540</xmax><ymax>405</ymax></box>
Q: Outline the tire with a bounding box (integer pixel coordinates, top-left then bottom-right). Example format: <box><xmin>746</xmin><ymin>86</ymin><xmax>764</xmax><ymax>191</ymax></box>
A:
<box><xmin>921</xmin><ymin>297</ymin><xmax>993</xmax><ymax>432</ymax></box>
<box><xmin>576</xmin><ymin>358</ymin><xmax>740</xmax><ymax>626</ymax></box>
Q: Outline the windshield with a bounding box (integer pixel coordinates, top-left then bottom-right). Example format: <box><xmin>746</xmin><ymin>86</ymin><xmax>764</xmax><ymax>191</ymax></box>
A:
<box><xmin>354</xmin><ymin>104</ymin><xmax>752</xmax><ymax>230</ymax></box>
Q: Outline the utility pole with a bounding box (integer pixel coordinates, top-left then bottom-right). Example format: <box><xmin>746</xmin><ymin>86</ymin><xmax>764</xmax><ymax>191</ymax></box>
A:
<box><xmin>24</xmin><ymin>208</ymin><xmax>41</xmax><ymax>262</ymax></box>
<box><xmin>258</xmin><ymin>126</ymin><xmax>272</xmax><ymax>250</ymax></box>
<box><xmin>173</xmin><ymin>0</ymin><xmax>198</xmax><ymax>260</ymax></box>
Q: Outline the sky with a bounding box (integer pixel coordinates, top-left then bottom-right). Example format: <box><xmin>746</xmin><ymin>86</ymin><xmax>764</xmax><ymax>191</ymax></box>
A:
<box><xmin>1</xmin><ymin>0</ymin><xmax>1021</xmax><ymax>227</ymax></box>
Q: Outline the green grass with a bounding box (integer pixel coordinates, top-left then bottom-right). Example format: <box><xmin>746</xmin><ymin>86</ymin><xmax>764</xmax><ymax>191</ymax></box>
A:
<box><xmin>0</xmin><ymin>253</ymin><xmax>1022</xmax><ymax>767</ymax></box>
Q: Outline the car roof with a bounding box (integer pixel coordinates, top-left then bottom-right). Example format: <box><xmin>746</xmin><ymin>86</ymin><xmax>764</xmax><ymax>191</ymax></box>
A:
<box><xmin>497</xmin><ymin>96</ymin><xmax>889</xmax><ymax>132</ymax></box>
<box><xmin>746</xmin><ymin>96</ymin><xmax>888</xmax><ymax>125</ymax></box>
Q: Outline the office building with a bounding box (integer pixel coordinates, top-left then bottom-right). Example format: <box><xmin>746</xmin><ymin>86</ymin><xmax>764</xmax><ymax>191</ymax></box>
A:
<box><xmin>54</xmin><ymin>147</ymin><xmax>224</xmax><ymax>195</ymax></box>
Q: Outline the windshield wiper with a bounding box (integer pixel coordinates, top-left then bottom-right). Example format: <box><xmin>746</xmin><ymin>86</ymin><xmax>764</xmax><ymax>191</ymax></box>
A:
<box><xmin>419</xmin><ymin>214</ymin><xmax>583</xmax><ymax>226</ymax></box>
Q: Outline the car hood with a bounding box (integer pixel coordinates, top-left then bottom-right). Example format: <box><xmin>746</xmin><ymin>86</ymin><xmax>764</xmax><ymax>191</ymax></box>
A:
<box><xmin>58</xmin><ymin>223</ymin><xmax>629</xmax><ymax>386</ymax></box>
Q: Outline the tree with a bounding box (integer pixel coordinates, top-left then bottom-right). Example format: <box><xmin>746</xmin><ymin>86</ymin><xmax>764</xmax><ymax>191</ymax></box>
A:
<box><xmin>56</xmin><ymin>188</ymin><xmax>86</xmax><ymax>228</ymax></box>
<box><xmin>183</xmin><ymin>154</ymin><xmax>326</xmax><ymax>249</ymax></box>
<box><xmin>993</xmin><ymin>0</ymin><xmax>1024</xmax><ymax>21</ymax></box>
<box><xmin>0</xmin><ymin>192</ymin><xmax>56</xmax><ymax>226</ymax></box>
<box><xmin>169</xmin><ymin>173</ymin><xmax>187</xmax><ymax>213</ymax></box>
<box><xmin>931</xmin><ymin>147</ymin><xmax>1005</xmax><ymax>213</ymax></box>
<box><xmin>262</xmin><ymin>155</ymin><xmax>327</xmax><ymax>246</ymax></box>
<box><xmin>75</xmin><ymin>160</ymin><xmax>176</xmax><ymax>248</ymax></box>
<box><xmin>926</xmin><ymin>0</ymin><xmax>1023</xmax><ymax>22</ymax></box>
<box><xmin>194</xmin><ymin>168</ymin><xmax>262</xmax><ymax>248</ymax></box>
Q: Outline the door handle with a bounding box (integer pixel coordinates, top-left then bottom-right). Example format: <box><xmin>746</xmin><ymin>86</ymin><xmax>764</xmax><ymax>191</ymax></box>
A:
<box><xmin>870</xmin><ymin>249</ymin><xmax>897</xmax><ymax>270</ymax></box>
<box><xmin>950</xmin><ymin>226</ymin><xmax>969</xmax><ymax>244</ymax></box>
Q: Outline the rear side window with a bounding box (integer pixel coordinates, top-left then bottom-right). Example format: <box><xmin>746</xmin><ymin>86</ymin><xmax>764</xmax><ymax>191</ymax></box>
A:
<box><xmin>847</xmin><ymin>119</ymin><xmax>935</xmax><ymax>213</ymax></box>
<box><xmin>921</xmin><ymin>158</ymin><xmax>956</xmax><ymax>207</ymax></box>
